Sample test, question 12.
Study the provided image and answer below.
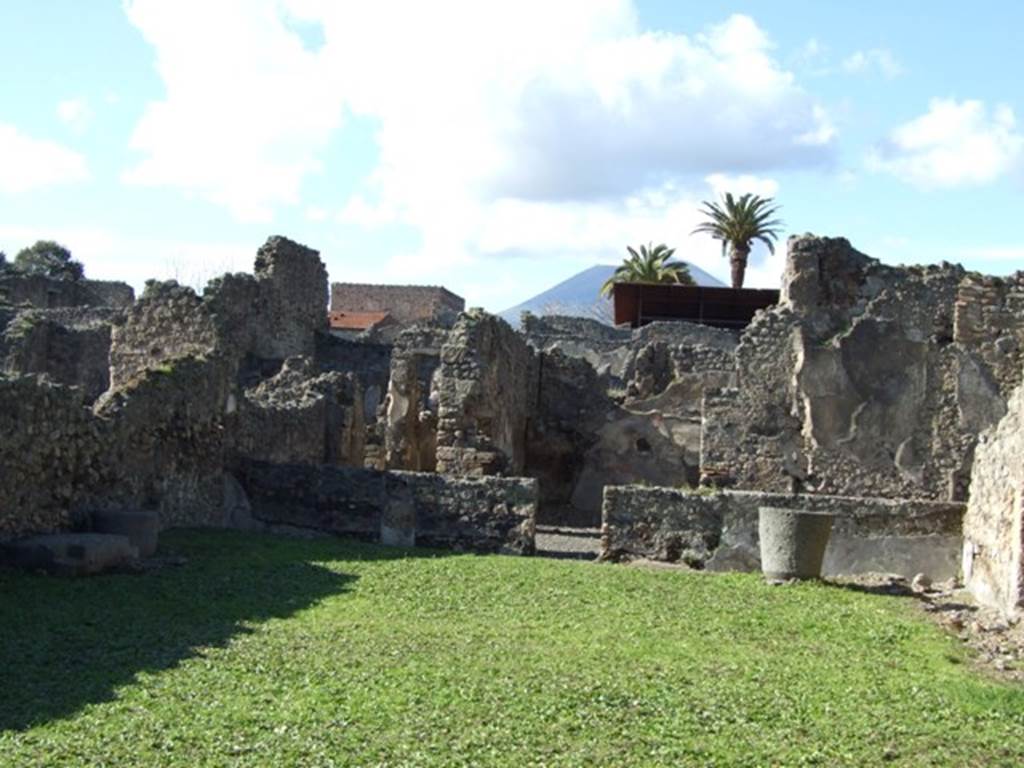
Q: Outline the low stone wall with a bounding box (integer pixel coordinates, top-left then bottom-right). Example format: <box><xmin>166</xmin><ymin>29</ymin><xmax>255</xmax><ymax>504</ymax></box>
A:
<box><xmin>238</xmin><ymin>460</ymin><xmax>536</xmax><ymax>554</ymax></box>
<box><xmin>601</xmin><ymin>485</ymin><xmax>964</xmax><ymax>579</ymax></box>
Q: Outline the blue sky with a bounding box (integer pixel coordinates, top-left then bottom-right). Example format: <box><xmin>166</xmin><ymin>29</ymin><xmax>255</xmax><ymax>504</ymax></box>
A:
<box><xmin>2</xmin><ymin>1</ymin><xmax>1022</xmax><ymax>310</ymax></box>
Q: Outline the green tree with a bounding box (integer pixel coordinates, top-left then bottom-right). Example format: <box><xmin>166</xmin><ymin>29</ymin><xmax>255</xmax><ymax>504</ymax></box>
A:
<box><xmin>599</xmin><ymin>243</ymin><xmax>695</xmax><ymax>297</ymax></box>
<box><xmin>12</xmin><ymin>240</ymin><xmax>84</xmax><ymax>281</ymax></box>
<box><xmin>691</xmin><ymin>193</ymin><xmax>783</xmax><ymax>289</ymax></box>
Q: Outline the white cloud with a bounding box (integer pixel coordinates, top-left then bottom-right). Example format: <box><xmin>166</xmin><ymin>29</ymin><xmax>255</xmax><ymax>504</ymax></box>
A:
<box><xmin>868</xmin><ymin>98</ymin><xmax>1024</xmax><ymax>187</ymax></box>
<box><xmin>0</xmin><ymin>122</ymin><xmax>90</xmax><ymax>194</ymax></box>
<box><xmin>124</xmin><ymin>5</ymin><xmax>832</xmax><ymax>214</ymax></box>
<box><xmin>842</xmin><ymin>49</ymin><xmax>903</xmax><ymax>78</ymax></box>
<box><xmin>0</xmin><ymin>224</ymin><xmax>251</xmax><ymax>293</ymax></box>
<box><xmin>56</xmin><ymin>98</ymin><xmax>93</xmax><ymax>133</ymax></box>
<box><xmin>705</xmin><ymin>173</ymin><xmax>779</xmax><ymax>199</ymax></box>
<box><xmin>121</xmin><ymin>4</ymin><xmax>818</xmax><ymax>305</ymax></box>
<box><xmin>122</xmin><ymin>0</ymin><xmax>343</xmax><ymax>222</ymax></box>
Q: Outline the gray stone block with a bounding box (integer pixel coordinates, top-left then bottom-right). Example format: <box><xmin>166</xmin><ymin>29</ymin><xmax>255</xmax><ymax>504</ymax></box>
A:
<box><xmin>92</xmin><ymin>510</ymin><xmax>160</xmax><ymax>557</ymax></box>
<box><xmin>1</xmin><ymin>533</ymin><xmax>138</xmax><ymax>576</ymax></box>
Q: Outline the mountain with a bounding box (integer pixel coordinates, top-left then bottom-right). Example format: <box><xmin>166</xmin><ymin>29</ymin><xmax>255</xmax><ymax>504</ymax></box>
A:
<box><xmin>498</xmin><ymin>262</ymin><xmax>726</xmax><ymax>326</ymax></box>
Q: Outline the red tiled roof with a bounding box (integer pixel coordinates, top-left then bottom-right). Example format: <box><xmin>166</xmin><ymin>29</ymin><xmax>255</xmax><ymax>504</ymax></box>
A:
<box><xmin>328</xmin><ymin>310</ymin><xmax>393</xmax><ymax>331</ymax></box>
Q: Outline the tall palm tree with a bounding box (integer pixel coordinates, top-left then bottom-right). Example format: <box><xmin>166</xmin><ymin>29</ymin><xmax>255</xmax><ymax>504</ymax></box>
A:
<box><xmin>691</xmin><ymin>193</ymin><xmax>783</xmax><ymax>289</ymax></box>
<box><xmin>599</xmin><ymin>243</ymin><xmax>694</xmax><ymax>297</ymax></box>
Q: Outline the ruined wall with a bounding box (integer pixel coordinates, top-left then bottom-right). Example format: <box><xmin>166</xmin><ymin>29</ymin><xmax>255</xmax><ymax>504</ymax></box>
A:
<box><xmin>0</xmin><ymin>273</ymin><xmax>134</xmax><ymax>309</ymax></box>
<box><xmin>963</xmin><ymin>377</ymin><xmax>1024</xmax><ymax>616</ymax></box>
<box><xmin>252</xmin><ymin>236</ymin><xmax>328</xmax><ymax>359</ymax></box>
<box><xmin>435</xmin><ymin>311</ymin><xmax>535</xmax><ymax>476</ymax></box>
<box><xmin>384</xmin><ymin>325</ymin><xmax>449</xmax><ymax>472</ymax></box>
<box><xmin>701</xmin><ymin>235</ymin><xmax>1018</xmax><ymax>501</ymax></box>
<box><xmin>238</xmin><ymin>460</ymin><xmax>536</xmax><ymax>554</ymax></box>
<box><xmin>2</xmin><ymin>308</ymin><xmax>117</xmax><ymax>402</ymax></box>
<box><xmin>602</xmin><ymin>485</ymin><xmax>964</xmax><ymax>579</ymax></box>
<box><xmin>109</xmin><ymin>281</ymin><xmax>220</xmax><ymax>388</ymax></box>
<box><xmin>110</xmin><ymin>236</ymin><xmax>327</xmax><ymax>389</ymax></box>
<box><xmin>95</xmin><ymin>355</ymin><xmax>236</xmax><ymax>529</ymax></box>
<box><xmin>0</xmin><ymin>236</ymin><xmax>367</xmax><ymax>542</ymax></box>
<box><xmin>526</xmin><ymin>349</ymin><xmax>609</xmax><ymax>521</ymax></box>
<box><xmin>0</xmin><ymin>375</ymin><xmax>105</xmax><ymax>541</ymax></box>
<box><xmin>234</xmin><ymin>356</ymin><xmax>364</xmax><ymax>468</ymax></box>
<box><xmin>331</xmin><ymin>283</ymin><xmax>464</xmax><ymax>326</ymax></box>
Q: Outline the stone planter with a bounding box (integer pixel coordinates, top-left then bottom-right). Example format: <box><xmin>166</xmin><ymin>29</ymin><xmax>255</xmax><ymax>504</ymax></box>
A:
<box><xmin>758</xmin><ymin>506</ymin><xmax>832</xmax><ymax>582</ymax></box>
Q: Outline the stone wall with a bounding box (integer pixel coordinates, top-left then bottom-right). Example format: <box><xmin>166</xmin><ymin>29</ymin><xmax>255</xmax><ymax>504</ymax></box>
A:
<box><xmin>435</xmin><ymin>311</ymin><xmax>535</xmax><ymax>476</ymax></box>
<box><xmin>701</xmin><ymin>235</ymin><xmax>1018</xmax><ymax>502</ymax></box>
<box><xmin>238</xmin><ymin>460</ymin><xmax>536</xmax><ymax>554</ymax></box>
<box><xmin>331</xmin><ymin>283</ymin><xmax>464</xmax><ymax>326</ymax></box>
<box><xmin>234</xmin><ymin>356</ymin><xmax>365</xmax><ymax>468</ymax></box>
<box><xmin>95</xmin><ymin>355</ymin><xmax>236</xmax><ymax>529</ymax></box>
<box><xmin>252</xmin><ymin>236</ymin><xmax>328</xmax><ymax>359</ymax></box>
<box><xmin>0</xmin><ymin>273</ymin><xmax>134</xmax><ymax>309</ymax></box>
<box><xmin>110</xmin><ymin>236</ymin><xmax>327</xmax><ymax>389</ymax></box>
<box><xmin>602</xmin><ymin>485</ymin><xmax>964</xmax><ymax>579</ymax></box>
<box><xmin>2</xmin><ymin>308</ymin><xmax>117</xmax><ymax>402</ymax></box>
<box><xmin>384</xmin><ymin>325</ymin><xmax>449</xmax><ymax>472</ymax></box>
<box><xmin>963</xmin><ymin>376</ymin><xmax>1024</xmax><ymax>616</ymax></box>
<box><xmin>0</xmin><ymin>375</ymin><xmax>104</xmax><ymax>541</ymax></box>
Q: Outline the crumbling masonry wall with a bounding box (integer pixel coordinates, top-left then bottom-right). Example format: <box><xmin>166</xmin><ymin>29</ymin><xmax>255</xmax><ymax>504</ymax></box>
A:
<box><xmin>238</xmin><ymin>460</ymin><xmax>536</xmax><ymax>554</ymax></box>
<box><xmin>435</xmin><ymin>311</ymin><xmax>535</xmax><ymax>476</ymax></box>
<box><xmin>701</xmin><ymin>236</ymin><xmax>1022</xmax><ymax>502</ymax></box>
<box><xmin>963</xmin><ymin>375</ymin><xmax>1024</xmax><ymax>616</ymax></box>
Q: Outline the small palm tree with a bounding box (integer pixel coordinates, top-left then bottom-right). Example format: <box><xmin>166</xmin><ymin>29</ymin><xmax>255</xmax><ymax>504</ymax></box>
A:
<box><xmin>600</xmin><ymin>243</ymin><xmax>695</xmax><ymax>297</ymax></box>
<box><xmin>691</xmin><ymin>193</ymin><xmax>783</xmax><ymax>289</ymax></box>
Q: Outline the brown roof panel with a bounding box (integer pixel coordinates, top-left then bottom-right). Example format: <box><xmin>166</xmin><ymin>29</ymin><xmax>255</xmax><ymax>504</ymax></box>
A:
<box><xmin>328</xmin><ymin>310</ymin><xmax>393</xmax><ymax>330</ymax></box>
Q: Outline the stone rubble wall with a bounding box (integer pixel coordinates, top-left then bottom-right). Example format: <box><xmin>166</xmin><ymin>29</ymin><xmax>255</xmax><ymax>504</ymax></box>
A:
<box><xmin>602</xmin><ymin>485</ymin><xmax>964</xmax><ymax>579</ymax></box>
<box><xmin>0</xmin><ymin>375</ymin><xmax>105</xmax><ymax>540</ymax></box>
<box><xmin>0</xmin><ymin>273</ymin><xmax>134</xmax><ymax>309</ymax></box>
<box><xmin>435</xmin><ymin>311</ymin><xmax>535</xmax><ymax>476</ymax></box>
<box><xmin>963</xmin><ymin>375</ymin><xmax>1024</xmax><ymax>616</ymax></box>
<box><xmin>238</xmin><ymin>460</ymin><xmax>536</xmax><ymax>554</ymax></box>
<box><xmin>384</xmin><ymin>325</ymin><xmax>449</xmax><ymax>472</ymax></box>
<box><xmin>331</xmin><ymin>283</ymin><xmax>465</xmax><ymax>326</ymax></box>
<box><xmin>234</xmin><ymin>356</ymin><xmax>365</xmax><ymax>468</ymax></box>
<box><xmin>2</xmin><ymin>307</ymin><xmax>119</xmax><ymax>402</ymax></box>
<box><xmin>110</xmin><ymin>236</ymin><xmax>326</xmax><ymax>388</ymax></box>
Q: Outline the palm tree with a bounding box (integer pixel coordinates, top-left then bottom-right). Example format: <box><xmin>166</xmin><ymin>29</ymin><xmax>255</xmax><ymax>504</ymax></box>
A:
<box><xmin>599</xmin><ymin>243</ymin><xmax>695</xmax><ymax>297</ymax></box>
<box><xmin>691</xmin><ymin>193</ymin><xmax>783</xmax><ymax>289</ymax></box>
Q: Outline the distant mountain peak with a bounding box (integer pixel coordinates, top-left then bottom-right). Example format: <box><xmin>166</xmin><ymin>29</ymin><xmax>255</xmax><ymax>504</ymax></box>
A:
<box><xmin>499</xmin><ymin>261</ymin><xmax>725</xmax><ymax>326</ymax></box>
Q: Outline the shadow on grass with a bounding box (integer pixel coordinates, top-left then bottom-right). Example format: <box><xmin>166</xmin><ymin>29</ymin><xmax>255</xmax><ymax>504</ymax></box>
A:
<box><xmin>0</xmin><ymin>528</ymin><xmax>437</xmax><ymax>732</ymax></box>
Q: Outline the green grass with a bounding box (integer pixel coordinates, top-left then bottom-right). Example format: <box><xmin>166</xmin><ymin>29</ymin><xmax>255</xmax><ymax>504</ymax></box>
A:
<box><xmin>1</xmin><ymin>531</ymin><xmax>1022</xmax><ymax>767</ymax></box>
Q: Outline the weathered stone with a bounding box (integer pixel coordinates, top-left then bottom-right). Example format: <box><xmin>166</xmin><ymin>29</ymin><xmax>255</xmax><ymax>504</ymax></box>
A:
<box><xmin>91</xmin><ymin>509</ymin><xmax>159</xmax><ymax>557</ymax></box>
<box><xmin>0</xmin><ymin>533</ymin><xmax>137</xmax><ymax>575</ymax></box>
<box><xmin>963</xmin><ymin>372</ymin><xmax>1024</xmax><ymax>617</ymax></box>
<box><xmin>602</xmin><ymin>485</ymin><xmax>964</xmax><ymax>579</ymax></box>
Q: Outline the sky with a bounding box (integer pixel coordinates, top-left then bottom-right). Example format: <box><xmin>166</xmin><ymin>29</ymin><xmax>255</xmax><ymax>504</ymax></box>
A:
<box><xmin>2</xmin><ymin>0</ymin><xmax>1023</xmax><ymax>311</ymax></box>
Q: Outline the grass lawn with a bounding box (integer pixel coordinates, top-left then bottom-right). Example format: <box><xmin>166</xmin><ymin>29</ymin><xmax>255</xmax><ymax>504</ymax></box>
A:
<box><xmin>1</xmin><ymin>531</ymin><xmax>1022</xmax><ymax>767</ymax></box>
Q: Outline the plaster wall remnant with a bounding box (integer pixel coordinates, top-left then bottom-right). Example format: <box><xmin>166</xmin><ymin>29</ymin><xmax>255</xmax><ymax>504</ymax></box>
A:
<box><xmin>702</xmin><ymin>235</ymin><xmax>1022</xmax><ymax>502</ymax></box>
<box><xmin>602</xmin><ymin>485</ymin><xmax>964</xmax><ymax>579</ymax></box>
<box><xmin>384</xmin><ymin>325</ymin><xmax>449</xmax><ymax>472</ymax></box>
<box><xmin>963</xmin><ymin>374</ymin><xmax>1024</xmax><ymax>617</ymax></box>
<box><xmin>434</xmin><ymin>310</ymin><xmax>535</xmax><ymax>476</ymax></box>
<box><xmin>331</xmin><ymin>283</ymin><xmax>465</xmax><ymax>326</ymax></box>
